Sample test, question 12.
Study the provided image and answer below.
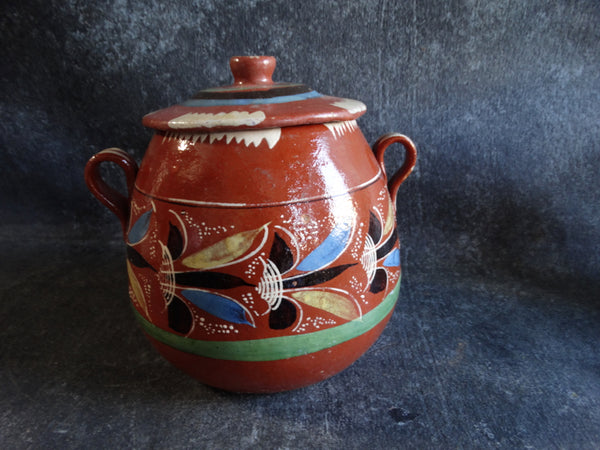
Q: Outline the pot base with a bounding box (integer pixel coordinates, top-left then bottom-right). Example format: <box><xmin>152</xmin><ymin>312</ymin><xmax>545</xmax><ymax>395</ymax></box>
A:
<box><xmin>138</xmin><ymin>284</ymin><xmax>400</xmax><ymax>393</ymax></box>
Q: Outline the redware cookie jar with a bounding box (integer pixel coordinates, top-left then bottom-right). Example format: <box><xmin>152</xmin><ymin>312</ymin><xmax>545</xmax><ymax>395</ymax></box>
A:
<box><xmin>84</xmin><ymin>56</ymin><xmax>417</xmax><ymax>393</ymax></box>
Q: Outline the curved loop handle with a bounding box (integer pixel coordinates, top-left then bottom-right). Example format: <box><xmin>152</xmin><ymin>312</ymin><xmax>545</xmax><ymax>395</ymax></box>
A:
<box><xmin>373</xmin><ymin>133</ymin><xmax>417</xmax><ymax>204</ymax></box>
<box><xmin>84</xmin><ymin>148</ymin><xmax>139</xmax><ymax>237</ymax></box>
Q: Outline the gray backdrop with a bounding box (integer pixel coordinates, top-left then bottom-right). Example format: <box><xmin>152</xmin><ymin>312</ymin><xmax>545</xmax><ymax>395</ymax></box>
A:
<box><xmin>2</xmin><ymin>0</ymin><xmax>599</xmax><ymax>448</ymax></box>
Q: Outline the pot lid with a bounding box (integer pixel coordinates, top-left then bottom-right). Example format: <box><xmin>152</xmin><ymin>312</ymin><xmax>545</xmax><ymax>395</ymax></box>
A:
<box><xmin>142</xmin><ymin>56</ymin><xmax>367</xmax><ymax>132</ymax></box>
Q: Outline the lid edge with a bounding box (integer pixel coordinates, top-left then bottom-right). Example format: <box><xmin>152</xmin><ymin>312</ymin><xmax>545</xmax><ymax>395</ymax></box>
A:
<box><xmin>142</xmin><ymin>96</ymin><xmax>367</xmax><ymax>132</ymax></box>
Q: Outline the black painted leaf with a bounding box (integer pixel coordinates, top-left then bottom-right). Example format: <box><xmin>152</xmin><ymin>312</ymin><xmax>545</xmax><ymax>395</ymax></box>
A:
<box><xmin>127</xmin><ymin>245</ymin><xmax>155</xmax><ymax>271</ymax></box>
<box><xmin>369</xmin><ymin>268</ymin><xmax>387</xmax><ymax>293</ymax></box>
<box><xmin>368</xmin><ymin>211</ymin><xmax>382</xmax><ymax>243</ymax></box>
<box><xmin>167</xmin><ymin>222</ymin><xmax>184</xmax><ymax>260</ymax></box>
<box><xmin>269</xmin><ymin>298</ymin><xmax>297</xmax><ymax>329</ymax></box>
<box><xmin>376</xmin><ymin>229</ymin><xmax>398</xmax><ymax>260</ymax></box>
<box><xmin>282</xmin><ymin>264</ymin><xmax>356</xmax><ymax>289</ymax></box>
<box><xmin>269</xmin><ymin>232</ymin><xmax>294</xmax><ymax>274</ymax></box>
<box><xmin>168</xmin><ymin>296</ymin><xmax>193</xmax><ymax>334</ymax></box>
<box><xmin>175</xmin><ymin>271</ymin><xmax>253</xmax><ymax>289</ymax></box>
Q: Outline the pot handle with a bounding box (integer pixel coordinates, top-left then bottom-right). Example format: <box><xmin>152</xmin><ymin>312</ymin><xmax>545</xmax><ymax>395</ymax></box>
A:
<box><xmin>84</xmin><ymin>148</ymin><xmax>139</xmax><ymax>237</ymax></box>
<box><xmin>373</xmin><ymin>133</ymin><xmax>417</xmax><ymax>204</ymax></box>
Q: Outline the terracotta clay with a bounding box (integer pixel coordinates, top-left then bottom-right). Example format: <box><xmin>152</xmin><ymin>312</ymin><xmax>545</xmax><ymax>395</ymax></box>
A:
<box><xmin>85</xmin><ymin>56</ymin><xmax>417</xmax><ymax>393</ymax></box>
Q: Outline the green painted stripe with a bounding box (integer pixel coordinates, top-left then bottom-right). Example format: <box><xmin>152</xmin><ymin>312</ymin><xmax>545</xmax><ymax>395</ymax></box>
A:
<box><xmin>133</xmin><ymin>281</ymin><xmax>400</xmax><ymax>362</ymax></box>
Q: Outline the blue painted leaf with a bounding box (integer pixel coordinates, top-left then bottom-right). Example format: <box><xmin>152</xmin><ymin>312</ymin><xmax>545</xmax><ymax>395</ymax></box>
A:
<box><xmin>383</xmin><ymin>248</ymin><xmax>400</xmax><ymax>267</ymax></box>
<box><xmin>181</xmin><ymin>289</ymin><xmax>253</xmax><ymax>326</ymax></box>
<box><xmin>128</xmin><ymin>210</ymin><xmax>152</xmax><ymax>244</ymax></box>
<box><xmin>296</xmin><ymin>222</ymin><xmax>352</xmax><ymax>272</ymax></box>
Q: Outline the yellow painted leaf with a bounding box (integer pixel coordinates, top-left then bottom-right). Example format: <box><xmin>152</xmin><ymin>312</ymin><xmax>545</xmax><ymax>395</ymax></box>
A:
<box><xmin>182</xmin><ymin>224</ymin><xmax>267</xmax><ymax>269</ymax></box>
<box><xmin>383</xmin><ymin>197</ymin><xmax>395</xmax><ymax>237</ymax></box>
<box><xmin>291</xmin><ymin>291</ymin><xmax>359</xmax><ymax>321</ymax></box>
<box><xmin>127</xmin><ymin>260</ymin><xmax>148</xmax><ymax>318</ymax></box>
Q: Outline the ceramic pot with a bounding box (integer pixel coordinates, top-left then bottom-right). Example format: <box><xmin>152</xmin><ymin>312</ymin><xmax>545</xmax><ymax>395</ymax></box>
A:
<box><xmin>85</xmin><ymin>56</ymin><xmax>417</xmax><ymax>393</ymax></box>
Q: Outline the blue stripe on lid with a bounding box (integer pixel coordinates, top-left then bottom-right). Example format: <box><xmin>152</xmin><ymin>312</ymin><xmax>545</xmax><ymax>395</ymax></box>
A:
<box><xmin>182</xmin><ymin>90</ymin><xmax>322</xmax><ymax>107</ymax></box>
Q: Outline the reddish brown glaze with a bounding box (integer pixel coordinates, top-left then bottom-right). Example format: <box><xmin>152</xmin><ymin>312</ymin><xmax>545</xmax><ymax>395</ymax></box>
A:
<box><xmin>135</xmin><ymin>123</ymin><xmax>379</xmax><ymax>205</ymax></box>
<box><xmin>84</xmin><ymin>147</ymin><xmax>138</xmax><ymax>236</ymax></box>
<box><xmin>148</xmin><ymin>308</ymin><xmax>394</xmax><ymax>393</ymax></box>
<box><xmin>142</xmin><ymin>95</ymin><xmax>366</xmax><ymax>132</ymax></box>
<box><xmin>230</xmin><ymin>55</ymin><xmax>276</xmax><ymax>85</ymax></box>
<box><xmin>84</xmin><ymin>56</ymin><xmax>417</xmax><ymax>392</ymax></box>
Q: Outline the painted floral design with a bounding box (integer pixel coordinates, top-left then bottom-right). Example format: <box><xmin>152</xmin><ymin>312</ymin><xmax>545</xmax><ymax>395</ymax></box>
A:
<box><xmin>125</xmin><ymin>202</ymin><xmax>400</xmax><ymax>337</ymax></box>
<box><xmin>362</xmin><ymin>207</ymin><xmax>401</xmax><ymax>295</ymax></box>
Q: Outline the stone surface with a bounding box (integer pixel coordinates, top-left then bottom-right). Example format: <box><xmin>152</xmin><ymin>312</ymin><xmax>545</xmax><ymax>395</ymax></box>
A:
<box><xmin>1</xmin><ymin>0</ymin><xmax>599</xmax><ymax>447</ymax></box>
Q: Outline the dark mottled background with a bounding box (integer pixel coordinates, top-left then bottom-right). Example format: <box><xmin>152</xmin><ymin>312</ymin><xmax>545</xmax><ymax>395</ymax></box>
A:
<box><xmin>1</xmin><ymin>0</ymin><xmax>599</xmax><ymax>448</ymax></box>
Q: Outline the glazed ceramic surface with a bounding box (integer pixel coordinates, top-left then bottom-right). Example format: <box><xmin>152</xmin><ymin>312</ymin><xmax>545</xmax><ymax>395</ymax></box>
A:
<box><xmin>85</xmin><ymin>56</ymin><xmax>417</xmax><ymax>393</ymax></box>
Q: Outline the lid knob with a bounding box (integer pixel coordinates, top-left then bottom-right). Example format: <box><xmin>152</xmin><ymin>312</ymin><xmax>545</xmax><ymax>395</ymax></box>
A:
<box><xmin>230</xmin><ymin>56</ymin><xmax>276</xmax><ymax>86</ymax></box>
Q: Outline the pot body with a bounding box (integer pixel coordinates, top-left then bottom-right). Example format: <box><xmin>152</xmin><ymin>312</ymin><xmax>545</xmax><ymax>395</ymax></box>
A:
<box><xmin>86</xmin><ymin>120</ymin><xmax>416</xmax><ymax>392</ymax></box>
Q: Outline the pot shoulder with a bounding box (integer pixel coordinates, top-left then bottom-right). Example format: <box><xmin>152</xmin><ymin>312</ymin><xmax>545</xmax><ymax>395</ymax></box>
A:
<box><xmin>134</xmin><ymin>121</ymin><xmax>381</xmax><ymax>207</ymax></box>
